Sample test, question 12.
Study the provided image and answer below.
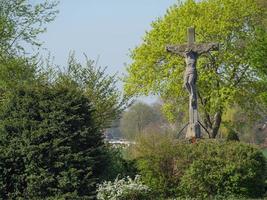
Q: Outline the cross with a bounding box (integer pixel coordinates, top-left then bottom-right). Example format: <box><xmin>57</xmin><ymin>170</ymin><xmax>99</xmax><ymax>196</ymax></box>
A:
<box><xmin>166</xmin><ymin>27</ymin><xmax>219</xmax><ymax>56</ymax></box>
<box><xmin>166</xmin><ymin>27</ymin><xmax>219</xmax><ymax>140</ymax></box>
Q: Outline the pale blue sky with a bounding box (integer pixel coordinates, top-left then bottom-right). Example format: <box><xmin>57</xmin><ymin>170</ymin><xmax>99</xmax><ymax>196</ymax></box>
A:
<box><xmin>41</xmin><ymin>0</ymin><xmax>177</xmax><ymax>72</ymax></box>
<box><xmin>40</xmin><ymin>0</ymin><xmax>178</xmax><ymax>102</ymax></box>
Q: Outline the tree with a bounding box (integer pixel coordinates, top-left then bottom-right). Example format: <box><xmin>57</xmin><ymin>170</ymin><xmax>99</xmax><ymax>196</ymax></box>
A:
<box><xmin>0</xmin><ymin>0</ymin><xmax>58</xmax><ymax>58</ymax></box>
<box><xmin>124</xmin><ymin>0</ymin><xmax>267</xmax><ymax>138</ymax></box>
<box><xmin>58</xmin><ymin>53</ymin><xmax>129</xmax><ymax>130</ymax></box>
<box><xmin>120</xmin><ymin>102</ymin><xmax>163</xmax><ymax>139</ymax></box>
<box><xmin>0</xmin><ymin>83</ymin><xmax>106</xmax><ymax>199</ymax></box>
<box><xmin>0</xmin><ymin>56</ymin><xmax>37</xmax><ymax>90</ymax></box>
<box><xmin>0</xmin><ymin>0</ymin><xmax>58</xmax><ymax>102</ymax></box>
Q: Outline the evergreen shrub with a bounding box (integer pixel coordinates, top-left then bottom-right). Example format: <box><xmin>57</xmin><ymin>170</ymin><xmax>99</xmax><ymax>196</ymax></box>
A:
<box><xmin>0</xmin><ymin>84</ymin><xmax>106</xmax><ymax>199</ymax></box>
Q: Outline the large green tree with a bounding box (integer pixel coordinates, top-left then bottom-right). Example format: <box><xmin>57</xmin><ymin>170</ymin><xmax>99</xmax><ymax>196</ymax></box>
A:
<box><xmin>0</xmin><ymin>0</ymin><xmax>58</xmax><ymax>58</ymax></box>
<box><xmin>124</xmin><ymin>0</ymin><xmax>267</xmax><ymax>138</ymax></box>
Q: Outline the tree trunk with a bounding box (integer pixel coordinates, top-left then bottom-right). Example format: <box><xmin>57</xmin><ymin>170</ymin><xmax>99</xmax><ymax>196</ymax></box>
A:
<box><xmin>203</xmin><ymin>111</ymin><xmax>222</xmax><ymax>138</ymax></box>
<box><xmin>198</xmin><ymin>91</ymin><xmax>223</xmax><ymax>138</ymax></box>
<box><xmin>210</xmin><ymin>111</ymin><xmax>222</xmax><ymax>138</ymax></box>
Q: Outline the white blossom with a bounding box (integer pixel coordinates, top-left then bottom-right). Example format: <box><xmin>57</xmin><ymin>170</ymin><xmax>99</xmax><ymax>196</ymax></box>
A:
<box><xmin>96</xmin><ymin>175</ymin><xmax>151</xmax><ymax>200</ymax></box>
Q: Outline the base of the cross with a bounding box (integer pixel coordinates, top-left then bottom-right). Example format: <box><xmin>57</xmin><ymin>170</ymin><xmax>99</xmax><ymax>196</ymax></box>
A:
<box><xmin>186</xmin><ymin>122</ymin><xmax>201</xmax><ymax>139</ymax></box>
<box><xmin>187</xmin><ymin>96</ymin><xmax>201</xmax><ymax>139</ymax></box>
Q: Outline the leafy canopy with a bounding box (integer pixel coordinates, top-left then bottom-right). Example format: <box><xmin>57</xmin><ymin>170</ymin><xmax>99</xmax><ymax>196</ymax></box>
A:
<box><xmin>124</xmin><ymin>0</ymin><xmax>267</xmax><ymax>137</ymax></box>
<box><xmin>0</xmin><ymin>0</ymin><xmax>58</xmax><ymax>95</ymax></box>
<box><xmin>0</xmin><ymin>0</ymin><xmax>58</xmax><ymax>57</ymax></box>
<box><xmin>57</xmin><ymin>53</ymin><xmax>129</xmax><ymax>130</ymax></box>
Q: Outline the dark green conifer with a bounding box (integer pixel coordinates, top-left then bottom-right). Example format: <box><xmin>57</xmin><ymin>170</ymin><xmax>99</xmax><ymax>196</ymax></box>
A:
<box><xmin>0</xmin><ymin>83</ymin><xmax>105</xmax><ymax>199</ymax></box>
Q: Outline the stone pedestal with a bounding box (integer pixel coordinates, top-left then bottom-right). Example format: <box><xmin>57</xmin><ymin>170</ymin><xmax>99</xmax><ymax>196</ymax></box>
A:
<box><xmin>185</xmin><ymin>95</ymin><xmax>201</xmax><ymax>139</ymax></box>
<box><xmin>186</xmin><ymin>123</ymin><xmax>201</xmax><ymax>139</ymax></box>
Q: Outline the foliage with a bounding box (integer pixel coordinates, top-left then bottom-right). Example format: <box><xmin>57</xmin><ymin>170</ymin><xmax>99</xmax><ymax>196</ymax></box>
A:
<box><xmin>0</xmin><ymin>0</ymin><xmax>58</xmax><ymax>114</ymax></box>
<box><xmin>0</xmin><ymin>83</ymin><xmax>107</xmax><ymax>199</ymax></box>
<box><xmin>133</xmin><ymin>134</ymin><xmax>266</xmax><ymax>199</ymax></box>
<box><xmin>119</xmin><ymin>101</ymin><xmax>177</xmax><ymax>140</ymax></box>
<box><xmin>0</xmin><ymin>0</ymin><xmax>58</xmax><ymax>57</ymax></box>
<box><xmin>99</xmin><ymin>146</ymin><xmax>138</xmax><ymax>182</ymax></box>
<box><xmin>226</xmin><ymin>129</ymin><xmax>240</xmax><ymax>141</ymax></box>
<box><xmin>59</xmin><ymin>53</ymin><xmax>129</xmax><ymax>130</ymax></box>
<box><xmin>124</xmin><ymin>0</ymin><xmax>267</xmax><ymax>138</ymax></box>
<box><xmin>120</xmin><ymin>102</ymin><xmax>163</xmax><ymax>139</ymax></box>
<box><xmin>0</xmin><ymin>0</ymin><xmax>57</xmax><ymax>95</ymax></box>
<box><xmin>256</xmin><ymin>0</ymin><xmax>267</xmax><ymax>27</ymax></box>
<box><xmin>221</xmin><ymin>105</ymin><xmax>267</xmax><ymax>144</ymax></box>
<box><xmin>221</xmin><ymin>106</ymin><xmax>252</xmax><ymax>141</ymax></box>
<box><xmin>0</xmin><ymin>0</ymin><xmax>131</xmax><ymax>199</ymax></box>
<box><xmin>0</xmin><ymin>54</ymin><xmax>131</xmax><ymax>198</ymax></box>
<box><xmin>133</xmin><ymin>132</ymin><xmax>185</xmax><ymax>197</ymax></box>
<box><xmin>97</xmin><ymin>175</ymin><xmax>153</xmax><ymax>200</ymax></box>
<box><xmin>179</xmin><ymin>141</ymin><xmax>266</xmax><ymax>199</ymax></box>
<box><xmin>262</xmin><ymin>148</ymin><xmax>267</xmax><ymax>160</ymax></box>
<box><xmin>0</xmin><ymin>56</ymin><xmax>37</xmax><ymax>90</ymax></box>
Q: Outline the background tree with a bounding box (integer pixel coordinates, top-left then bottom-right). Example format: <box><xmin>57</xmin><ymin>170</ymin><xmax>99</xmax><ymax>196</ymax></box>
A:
<box><xmin>58</xmin><ymin>53</ymin><xmax>129</xmax><ymax>130</ymax></box>
<box><xmin>124</xmin><ymin>0</ymin><xmax>267</xmax><ymax>138</ymax></box>
<box><xmin>120</xmin><ymin>102</ymin><xmax>170</xmax><ymax>140</ymax></box>
<box><xmin>0</xmin><ymin>0</ymin><xmax>58</xmax><ymax>105</ymax></box>
<box><xmin>120</xmin><ymin>102</ymin><xmax>156</xmax><ymax>139</ymax></box>
<box><xmin>220</xmin><ymin>105</ymin><xmax>267</xmax><ymax>143</ymax></box>
<box><xmin>0</xmin><ymin>0</ymin><xmax>58</xmax><ymax>58</ymax></box>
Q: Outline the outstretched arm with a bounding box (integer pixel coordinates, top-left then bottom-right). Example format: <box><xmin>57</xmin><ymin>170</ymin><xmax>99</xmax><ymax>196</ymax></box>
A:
<box><xmin>196</xmin><ymin>43</ymin><xmax>219</xmax><ymax>55</ymax></box>
<box><xmin>166</xmin><ymin>45</ymin><xmax>186</xmax><ymax>57</ymax></box>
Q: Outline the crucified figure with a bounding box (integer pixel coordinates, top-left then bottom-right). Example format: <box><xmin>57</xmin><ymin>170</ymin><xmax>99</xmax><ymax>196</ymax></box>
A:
<box><xmin>183</xmin><ymin>50</ymin><xmax>198</xmax><ymax>107</ymax></box>
<box><xmin>166</xmin><ymin>27</ymin><xmax>219</xmax><ymax>139</ymax></box>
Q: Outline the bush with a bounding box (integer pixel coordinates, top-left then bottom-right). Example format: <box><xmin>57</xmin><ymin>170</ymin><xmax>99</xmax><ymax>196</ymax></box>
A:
<box><xmin>97</xmin><ymin>175</ymin><xmax>153</xmax><ymax>200</ymax></box>
<box><xmin>226</xmin><ymin>129</ymin><xmax>240</xmax><ymax>141</ymax></box>
<box><xmin>100</xmin><ymin>146</ymin><xmax>138</xmax><ymax>182</ymax></box>
<box><xmin>134</xmin><ymin>133</ymin><xmax>266</xmax><ymax>199</ymax></box>
<box><xmin>0</xmin><ymin>84</ymin><xmax>106</xmax><ymax>199</ymax></box>
<box><xmin>179</xmin><ymin>141</ymin><xmax>266</xmax><ymax>199</ymax></box>
<box><xmin>133</xmin><ymin>132</ymin><xmax>186</xmax><ymax>197</ymax></box>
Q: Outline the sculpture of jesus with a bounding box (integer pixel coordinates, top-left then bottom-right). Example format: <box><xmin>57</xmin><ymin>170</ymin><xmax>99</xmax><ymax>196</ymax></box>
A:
<box><xmin>166</xmin><ymin>27</ymin><xmax>219</xmax><ymax>139</ymax></box>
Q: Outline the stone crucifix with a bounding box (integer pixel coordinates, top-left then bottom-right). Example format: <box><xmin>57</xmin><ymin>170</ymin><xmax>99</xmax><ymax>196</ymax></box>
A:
<box><xmin>166</xmin><ymin>27</ymin><xmax>219</xmax><ymax>139</ymax></box>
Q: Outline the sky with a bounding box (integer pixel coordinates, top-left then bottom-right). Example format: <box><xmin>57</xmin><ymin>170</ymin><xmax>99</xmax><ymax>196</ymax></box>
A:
<box><xmin>39</xmin><ymin>0</ymin><xmax>178</xmax><ymax>102</ymax></box>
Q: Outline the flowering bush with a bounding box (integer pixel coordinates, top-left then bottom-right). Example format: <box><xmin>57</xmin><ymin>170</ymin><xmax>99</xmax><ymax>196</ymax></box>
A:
<box><xmin>97</xmin><ymin>175</ymin><xmax>153</xmax><ymax>200</ymax></box>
